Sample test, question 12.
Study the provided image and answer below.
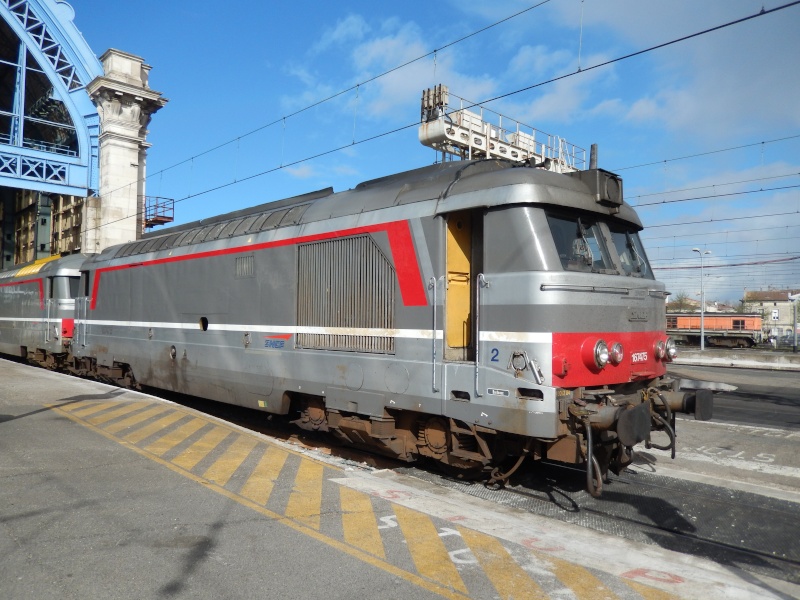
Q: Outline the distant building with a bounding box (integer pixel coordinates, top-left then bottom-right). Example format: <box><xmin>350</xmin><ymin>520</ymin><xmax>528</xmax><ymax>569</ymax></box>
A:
<box><xmin>743</xmin><ymin>289</ymin><xmax>800</xmax><ymax>339</ymax></box>
<box><xmin>0</xmin><ymin>0</ymin><xmax>167</xmax><ymax>269</ymax></box>
<box><xmin>707</xmin><ymin>302</ymin><xmax>736</xmax><ymax>313</ymax></box>
<box><xmin>664</xmin><ymin>297</ymin><xmax>734</xmax><ymax>313</ymax></box>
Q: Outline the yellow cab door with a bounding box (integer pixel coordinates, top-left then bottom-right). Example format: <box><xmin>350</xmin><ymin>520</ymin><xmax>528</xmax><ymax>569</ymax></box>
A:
<box><xmin>445</xmin><ymin>211</ymin><xmax>475</xmax><ymax>361</ymax></box>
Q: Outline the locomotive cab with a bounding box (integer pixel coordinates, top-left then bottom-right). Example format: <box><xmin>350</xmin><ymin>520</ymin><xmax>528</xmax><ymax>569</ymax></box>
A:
<box><xmin>431</xmin><ymin>162</ymin><xmax>714</xmax><ymax>494</ymax></box>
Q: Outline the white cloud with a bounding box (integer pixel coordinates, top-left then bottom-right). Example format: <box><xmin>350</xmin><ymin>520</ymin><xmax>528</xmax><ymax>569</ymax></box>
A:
<box><xmin>284</xmin><ymin>164</ymin><xmax>317</xmax><ymax>178</ymax></box>
<box><xmin>626</xmin><ymin>97</ymin><xmax>662</xmax><ymax>123</ymax></box>
<box><xmin>546</xmin><ymin>0</ymin><xmax>800</xmax><ymax>140</ymax></box>
<box><xmin>497</xmin><ymin>51</ymin><xmax>616</xmax><ymax>125</ymax></box>
<box><xmin>310</xmin><ymin>15</ymin><xmax>370</xmax><ymax>55</ymax></box>
<box><xmin>333</xmin><ymin>164</ymin><xmax>359</xmax><ymax>176</ymax></box>
<box><xmin>347</xmin><ymin>21</ymin><xmax>498</xmax><ymax>121</ymax></box>
<box><xmin>507</xmin><ymin>45</ymin><xmax>573</xmax><ymax>80</ymax></box>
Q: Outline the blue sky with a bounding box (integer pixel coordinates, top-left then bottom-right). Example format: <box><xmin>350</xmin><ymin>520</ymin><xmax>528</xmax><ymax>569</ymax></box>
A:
<box><xmin>67</xmin><ymin>0</ymin><xmax>799</xmax><ymax>303</ymax></box>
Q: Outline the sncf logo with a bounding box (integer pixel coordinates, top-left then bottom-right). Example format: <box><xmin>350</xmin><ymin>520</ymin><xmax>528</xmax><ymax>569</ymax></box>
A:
<box><xmin>631</xmin><ymin>352</ymin><xmax>648</xmax><ymax>364</ymax></box>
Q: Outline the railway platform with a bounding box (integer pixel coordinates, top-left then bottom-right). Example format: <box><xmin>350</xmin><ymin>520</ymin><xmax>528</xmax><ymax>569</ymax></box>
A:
<box><xmin>1</xmin><ymin>357</ymin><xmax>798</xmax><ymax>600</ymax></box>
<box><xmin>673</xmin><ymin>348</ymin><xmax>800</xmax><ymax>371</ymax></box>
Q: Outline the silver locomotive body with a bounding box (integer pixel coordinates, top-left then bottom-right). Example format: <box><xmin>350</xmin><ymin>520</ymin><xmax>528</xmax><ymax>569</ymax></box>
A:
<box><xmin>6</xmin><ymin>160</ymin><xmax>711</xmax><ymax>494</ymax></box>
<box><xmin>0</xmin><ymin>253</ymin><xmax>85</xmax><ymax>367</ymax></box>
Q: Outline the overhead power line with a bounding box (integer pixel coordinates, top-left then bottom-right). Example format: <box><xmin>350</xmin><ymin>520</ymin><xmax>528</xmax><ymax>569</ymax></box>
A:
<box><xmin>647</xmin><ymin>209</ymin><xmax>800</xmax><ymax>229</ymax></box>
<box><xmin>643</xmin><ymin>222</ymin><xmax>800</xmax><ymax>241</ymax></box>
<box><xmin>95</xmin><ymin>1</ymin><xmax>554</xmax><ymax>205</ymax></box>
<box><xmin>653</xmin><ymin>255</ymin><xmax>800</xmax><ymax>270</ymax></box>
<box><xmin>627</xmin><ymin>171</ymin><xmax>800</xmax><ymax>200</ymax></box>
<box><xmin>614</xmin><ymin>133</ymin><xmax>800</xmax><ymax>172</ymax></box>
<box><xmin>86</xmin><ymin>0</ymin><xmax>800</xmax><ymax>236</ymax></box>
<box><xmin>646</xmin><ymin>234</ymin><xmax>800</xmax><ymax>252</ymax></box>
<box><xmin>631</xmin><ymin>183</ymin><xmax>800</xmax><ymax>208</ymax></box>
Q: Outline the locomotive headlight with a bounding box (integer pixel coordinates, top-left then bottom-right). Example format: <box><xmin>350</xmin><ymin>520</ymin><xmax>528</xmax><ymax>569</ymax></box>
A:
<box><xmin>655</xmin><ymin>340</ymin><xmax>666</xmax><ymax>360</ymax></box>
<box><xmin>666</xmin><ymin>337</ymin><xmax>678</xmax><ymax>360</ymax></box>
<box><xmin>609</xmin><ymin>342</ymin><xmax>624</xmax><ymax>365</ymax></box>
<box><xmin>594</xmin><ymin>340</ymin><xmax>610</xmax><ymax>368</ymax></box>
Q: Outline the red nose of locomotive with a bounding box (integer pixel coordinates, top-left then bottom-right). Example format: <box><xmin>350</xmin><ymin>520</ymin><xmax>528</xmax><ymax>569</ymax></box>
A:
<box><xmin>551</xmin><ymin>331</ymin><xmax>676</xmax><ymax>387</ymax></box>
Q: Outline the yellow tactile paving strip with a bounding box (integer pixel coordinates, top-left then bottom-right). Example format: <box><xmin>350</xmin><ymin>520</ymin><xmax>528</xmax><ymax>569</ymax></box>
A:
<box><xmin>53</xmin><ymin>398</ymin><xmax>676</xmax><ymax>600</ymax></box>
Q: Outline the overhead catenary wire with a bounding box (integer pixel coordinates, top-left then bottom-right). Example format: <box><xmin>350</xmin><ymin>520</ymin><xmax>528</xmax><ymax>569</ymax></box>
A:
<box><xmin>627</xmin><ymin>171</ymin><xmax>800</xmax><ymax>201</ymax></box>
<box><xmin>93</xmin><ymin>0</ymin><xmax>555</xmax><ymax>206</ymax></box>
<box><xmin>83</xmin><ymin>0</ymin><xmax>800</xmax><ymax>237</ymax></box>
<box><xmin>646</xmin><ymin>234</ymin><xmax>800</xmax><ymax>252</ymax></box>
<box><xmin>643</xmin><ymin>222</ymin><xmax>800</xmax><ymax>241</ymax></box>
<box><xmin>613</xmin><ymin>133</ymin><xmax>800</xmax><ymax>172</ymax></box>
<box><xmin>651</xmin><ymin>251</ymin><xmax>800</xmax><ymax>263</ymax></box>
<box><xmin>654</xmin><ymin>255</ymin><xmax>800</xmax><ymax>270</ymax></box>
<box><xmin>646</xmin><ymin>209</ymin><xmax>800</xmax><ymax>229</ymax></box>
<box><xmin>631</xmin><ymin>183</ymin><xmax>800</xmax><ymax>208</ymax></box>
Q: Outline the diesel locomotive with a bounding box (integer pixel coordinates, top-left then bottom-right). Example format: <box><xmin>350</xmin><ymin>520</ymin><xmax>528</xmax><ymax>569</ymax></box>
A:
<box><xmin>0</xmin><ymin>158</ymin><xmax>716</xmax><ymax>496</ymax></box>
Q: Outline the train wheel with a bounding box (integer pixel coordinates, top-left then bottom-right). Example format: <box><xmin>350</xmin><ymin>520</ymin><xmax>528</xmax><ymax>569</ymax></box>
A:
<box><xmin>421</xmin><ymin>417</ymin><xmax>448</xmax><ymax>457</ymax></box>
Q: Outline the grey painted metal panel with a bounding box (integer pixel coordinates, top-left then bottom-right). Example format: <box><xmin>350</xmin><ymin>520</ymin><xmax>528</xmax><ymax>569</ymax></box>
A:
<box><xmin>64</xmin><ymin>159</ymin><xmax>667</xmax><ymax>443</ymax></box>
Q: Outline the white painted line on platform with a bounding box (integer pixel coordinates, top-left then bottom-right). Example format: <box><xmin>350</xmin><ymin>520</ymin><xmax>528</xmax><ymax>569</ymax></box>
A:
<box><xmin>628</xmin><ymin>462</ymin><xmax>800</xmax><ymax>505</ymax></box>
<box><xmin>643</xmin><ymin>446</ymin><xmax>800</xmax><ymax>480</ymax></box>
<box><xmin>332</xmin><ymin>470</ymin><xmax>800</xmax><ymax>600</ymax></box>
<box><xmin>681</xmin><ymin>418</ymin><xmax>800</xmax><ymax>439</ymax></box>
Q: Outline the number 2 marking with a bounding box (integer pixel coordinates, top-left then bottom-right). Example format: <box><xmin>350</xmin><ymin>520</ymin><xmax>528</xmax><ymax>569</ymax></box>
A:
<box><xmin>490</xmin><ymin>348</ymin><xmax>499</xmax><ymax>362</ymax></box>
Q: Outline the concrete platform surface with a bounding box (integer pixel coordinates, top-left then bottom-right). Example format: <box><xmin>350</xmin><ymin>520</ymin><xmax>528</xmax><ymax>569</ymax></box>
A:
<box><xmin>2</xmin><ymin>358</ymin><xmax>798</xmax><ymax>600</ymax></box>
<box><xmin>674</xmin><ymin>349</ymin><xmax>800</xmax><ymax>371</ymax></box>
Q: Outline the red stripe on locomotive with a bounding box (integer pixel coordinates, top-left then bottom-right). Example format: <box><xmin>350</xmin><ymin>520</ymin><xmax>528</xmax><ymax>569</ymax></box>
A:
<box><xmin>90</xmin><ymin>220</ymin><xmax>426</xmax><ymax>310</ymax></box>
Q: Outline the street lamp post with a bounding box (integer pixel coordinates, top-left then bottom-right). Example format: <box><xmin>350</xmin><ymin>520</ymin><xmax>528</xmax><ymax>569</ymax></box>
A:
<box><xmin>692</xmin><ymin>248</ymin><xmax>711</xmax><ymax>351</ymax></box>
<box><xmin>790</xmin><ymin>293</ymin><xmax>799</xmax><ymax>353</ymax></box>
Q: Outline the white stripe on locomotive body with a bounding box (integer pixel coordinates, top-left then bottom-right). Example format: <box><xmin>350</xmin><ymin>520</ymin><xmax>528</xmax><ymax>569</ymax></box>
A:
<box><xmin>0</xmin><ymin>317</ymin><xmax>62</xmax><ymax>324</ymax></box>
<box><xmin>70</xmin><ymin>319</ymin><xmax>553</xmax><ymax>345</ymax></box>
<box><xmin>479</xmin><ymin>331</ymin><xmax>552</xmax><ymax>344</ymax></box>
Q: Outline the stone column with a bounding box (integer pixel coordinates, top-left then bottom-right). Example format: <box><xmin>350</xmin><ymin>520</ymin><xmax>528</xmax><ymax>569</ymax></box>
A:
<box><xmin>85</xmin><ymin>49</ymin><xmax>167</xmax><ymax>253</ymax></box>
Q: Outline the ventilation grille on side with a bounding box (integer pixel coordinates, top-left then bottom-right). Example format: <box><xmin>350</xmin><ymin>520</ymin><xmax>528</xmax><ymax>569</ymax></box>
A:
<box><xmin>297</xmin><ymin>236</ymin><xmax>395</xmax><ymax>354</ymax></box>
<box><xmin>235</xmin><ymin>255</ymin><xmax>255</xmax><ymax>278</ymax></box>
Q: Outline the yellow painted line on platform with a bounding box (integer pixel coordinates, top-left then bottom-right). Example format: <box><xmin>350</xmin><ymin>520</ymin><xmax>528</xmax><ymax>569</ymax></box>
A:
<box><xmin>53</xmin><ymin>403</ymin><xmax>476</xmax><ymax>600</ymax></box>
<box><xmin>122</xmin><ymin>410</ymin><xmax>186</xmax><ymax>444</ymax></box>
<box><xmin>625</xmin><ymin>580</ymin><xmax>679</xmax><ymax>600</ymax></box>
<box><xmin>103</xmin><ymin>405</ymin><xmax>170</xmax><ymax>435</ymax></box>
<box><xmin>63</xmin><ymin>401</ymin><xmax>120</xmax><ymax>417</ymax></box>
<box><xmin>144</xmin><ymin>418</ymin><xmax>208</xmax><ymax>457</ymax></box>
<box><xmin>394</xmin><ymin>503</ymin><xmax>469</xmax><ymax>595</ymax></box>
<box><xmin>542</xmin><ymin>552</ymin><xmax>619</xmax><ymax>600</ymax></box>
<box><xmin>340</xmin><ymin>486</ymin><xmax>386</xmax><ymax>560</ymax></box>
<box><xmin>238</xmin><ymin>445</ymin><xmax>289</xmax><ymax>506</ymax></box>
<box><xmin>85</xmin><ymin>401</ymin><xmax>149</xmax><ymax>426</ymax></box>
<box><xmin>52</xmin><ymin>400</ymin><xmax>679</xmax><ymax>600</ymax></box>
<box><xmin>458</xmin><ymin>526</ymin><xmax>547</xmax><ymax>600</ymax></box>
<box><xmin>171</xmin><ymin>426</ymin><xmax>232</xmax><ymax>472</ymax></box>
<box><xmin>285</xmin><ymin>459</ymin><xmax>324</xmax><ymax>530</ymax></box>
<box><xmin>202</xmin><ymin>435</ymin><xmax>258</xmax><ymax>487</ymax></box>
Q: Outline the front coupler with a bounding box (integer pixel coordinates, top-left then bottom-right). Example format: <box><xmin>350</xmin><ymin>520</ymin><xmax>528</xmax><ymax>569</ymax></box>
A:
<box><xmin>570</xmin><ymin>377</ymin><xmax>734</xmax><ymax>497</ymax></box>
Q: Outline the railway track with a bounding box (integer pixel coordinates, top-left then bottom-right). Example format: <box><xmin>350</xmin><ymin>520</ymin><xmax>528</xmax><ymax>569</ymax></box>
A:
<box><xmin>400</xmin><ymin>459</ymin><xmax>800</xmax><ymax>587</ymax></box>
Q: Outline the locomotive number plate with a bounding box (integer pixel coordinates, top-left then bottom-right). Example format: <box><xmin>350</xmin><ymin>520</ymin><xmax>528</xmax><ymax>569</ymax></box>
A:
<box><xmin>487</xmin><ymin>388</ymin><xmax>510</xmax><ymax>397</ymax></box>
<box><xmin>628</xmin><ymin>309</ymin><xmax>648</xmax><ymax>322</ymax></box>
<box><xmin>631</xmin><ymin>352</ymin><xmax>648</xmax><ymax>364</ymax></box>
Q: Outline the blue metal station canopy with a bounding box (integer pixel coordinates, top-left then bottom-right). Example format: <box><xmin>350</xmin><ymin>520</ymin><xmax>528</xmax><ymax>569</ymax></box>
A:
<box><xmin>0</xmin><ymin>0</ymin><xmax>102</xmax><ymax>196</ymax></box>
